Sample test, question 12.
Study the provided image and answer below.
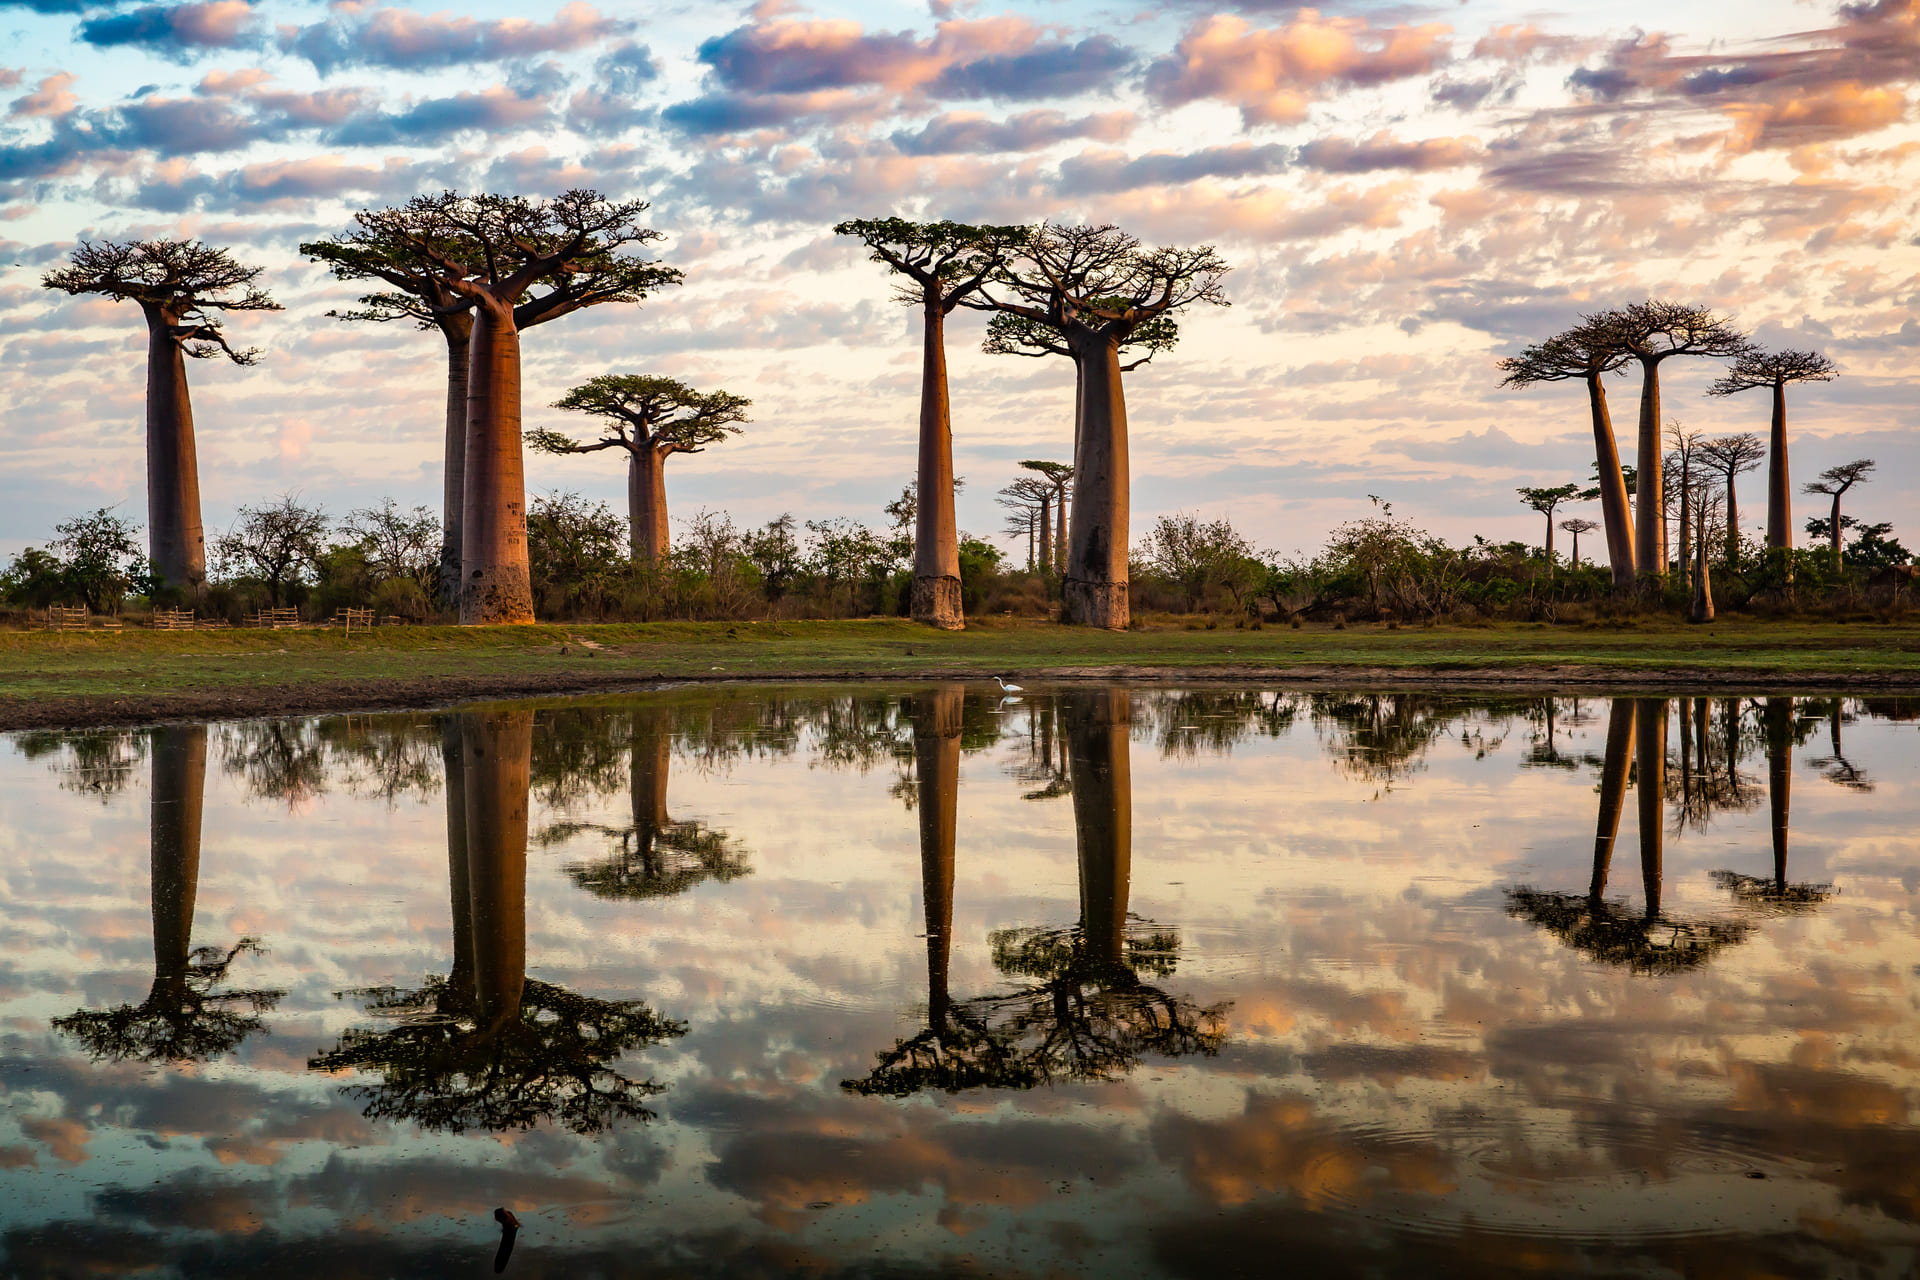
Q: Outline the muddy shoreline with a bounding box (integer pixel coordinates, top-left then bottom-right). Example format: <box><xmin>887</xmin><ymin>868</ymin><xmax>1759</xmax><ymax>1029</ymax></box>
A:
<box><xmin>5</xmin><ymin>663</ymin><xmax>1919</xmax><ymax>732</ymax></box>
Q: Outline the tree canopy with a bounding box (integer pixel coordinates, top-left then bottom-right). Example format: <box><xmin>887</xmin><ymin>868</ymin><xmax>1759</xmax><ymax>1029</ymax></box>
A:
<box><xmin>43</xmin><ymin>238</ymin><xmax>280</xmax><ymax>363</ymax></box>
<box><xmin>530</xmin><ymin>374</ymin><xmax>751</xmax><ymax>457</ymax></box>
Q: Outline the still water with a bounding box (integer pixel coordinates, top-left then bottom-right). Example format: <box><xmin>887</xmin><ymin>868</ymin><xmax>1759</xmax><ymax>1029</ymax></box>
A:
<box><xmin>1</xmin><ymin>686</ymin><xmax>1917</xmax><ymax>1277</ymax></box>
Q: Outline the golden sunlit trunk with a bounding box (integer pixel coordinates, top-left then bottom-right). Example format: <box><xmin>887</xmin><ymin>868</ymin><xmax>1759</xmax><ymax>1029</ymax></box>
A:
<box><xmin>143</xmin><ymin>309</ymin><xmax>207</xmax><ymax>595</ymax></box>
<box><xmin>461</xmin><ymin>708</ymin><xmax>532</xmax><ymax>1029</ymax></box>
<box><xmin>913</xmin><ymin>297</ymin><xmax>963</xmax><ymax>629</ymax></box>
<box><xmin>460</xmin><ymin>306</ymin><xmax>535</xmax><ymax>625</ymax></box>
<box><xmin>1586</xmin><ymin>375</ymin><xmax>1635</xmax><ymax>586</ymax></box>
<box><xmin>629</xmin><ymin>445</ymin><xmax>671</xmax><ymax>562</ymax></box>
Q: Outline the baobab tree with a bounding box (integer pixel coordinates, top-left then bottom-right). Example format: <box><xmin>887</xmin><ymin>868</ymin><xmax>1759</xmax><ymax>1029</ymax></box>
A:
<box><xmin>986</xmin><ymin>310</ymin><xmax>1176</xmax><ymax>475</ymax></box>
<box><xmin>527</xmin><ymin>375</ymin><xmax>751</xmax><ymax>563</ymax></box>
<box><xmin>1497</xmin><ymin>331</ymin><xmax>1635</xmax><ymax>585</ymax></box>
<box><xmin>323</xmin><ymin>191</ymin><xmax>678</xmax><ymax>624</ymax></box>
<box><xmin>834</xmin><ymin>219</ymin><xmax>1028</xmax><ymax>629</ymax></box>
<box><xmin>997</xmin><ymin>476</ymin><xmax>1052</xmax><ymax>570</ymax></box>
<box><xmin>1560</xmin><ymin>517</ymin><xmax>1599</xmax><ymax>567</ymax></box>
<box><xmin>1698</xmin><ymin>432</ymin><xmax>1766</xmax><ymax>566</ymax></box>
<box><xmin>1517</xmin><ymin>483</ymin><xmax>1582</xmax><ymax>561</ymax></box>
<box><xmin>304</xmin><ymin>205</ymin><xmax>677</xmax><ymax>607</ymax></box>
<box><xmin>42</xmin><ymin>240</ymin><xmax>280</xmax><ymax>594</ymax></box>
<box><xmin>1018</xmin><ymin>460</ymin><xmax>1073</xmax><ymax>572</ymax></box>
<box><xmin>1664</xmin><ymin>421</ymin><xmax>1705</xmax><ymax>593</ymax></box>
<box><xmin>1707</xmin><ymin>349</ymin><xmax>1836</xmax><ymax>554</ymax></box>
<box><xmin>1804</xmin><ymin>459</ymin><xmax>1876</xmax><ymax>569</ymax></box>
<box><xmin>968</xmin><ymin>224</ymin><xmax>1230</xmax><ymax>628</ymax></box>
<box><xmin>1586</xmin><ymin>302</ymin><xmax>1753</xmax><ymax>586</ymax></box>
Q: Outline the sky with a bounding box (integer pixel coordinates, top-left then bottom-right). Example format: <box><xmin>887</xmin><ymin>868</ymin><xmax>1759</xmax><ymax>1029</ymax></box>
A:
<box><xmin>1</xmin><ymin>0</ymin><xmax>1917</xmax><ymax>565</ymax></box>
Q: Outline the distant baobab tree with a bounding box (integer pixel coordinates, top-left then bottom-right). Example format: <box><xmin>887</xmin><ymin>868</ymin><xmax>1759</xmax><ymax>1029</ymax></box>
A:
<box><xmin>1018</xmin><ymin>460</ymin><xmax>1073</xmax><ymax>573</ymax></box>
<box><xmin>834</xmin><ymin>218</ymin><xmax>1028</xmax><ymax>629</ymax></box>
<box><xmin>1707</xmin><ymin>349</ymin><xmax>1837</xmax><ymax>554</ymax></box>
<box><xmin>1560</xmin><ymin>517</ymin><xmax>1599</xmax><ymax>566</ymax></box>
<box><xmin>528</xmin><ymin>375</ymin><xmax>751</xmax><ymax>563</ymax></box>
<box><xmin>1804</xmin><ymin>459</ymin><xmax>1876</xmax><ymax>569</ymax></box>
<box><xmin>42</xmin><ymin>239</ymin><xmax>281</xmax><ymax>595</ymax></box>
<box><xmin>968</xmin><ymin>224</ymin><xmax>1229</xmax><ymax>628</ymax></box>
<box><xmin>1517</xmin><ymin>483</ymin><xmax>1582</xmax><ymax>560</ymax></box>
<box><xmin>1588</xmin><ymin>302</ymin><xmax>1754</xmax><ymax>586</ymax></box>
<box><xmin>320</xmin><ymin>191</ymin><xmax>679</xmax><ymax>624</ymax></box>
<box><xmin>302</xmin><ymin>199</ymin><xmax>676</xmax><ymax>608</ymax></box>
<box><xmin>1498</xmin><ymin>331</ymin><xmax>1635</xmax><ymax>585</ymax></box>
<box><xmin>998</xmin><ymin>476</ymin><xmax>1053</xmax><ymax>569</ymax></box>
<box><xmin>1698</xmin><ymin>432</ymin><xmax>1766</xmax><ymax>566</ymax></box>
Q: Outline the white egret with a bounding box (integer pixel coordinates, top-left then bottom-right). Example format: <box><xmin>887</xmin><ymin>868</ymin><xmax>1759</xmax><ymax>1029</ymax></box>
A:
<box><xmin>993</xmin><ymin>676</ymin><xmax>1024</xmax><ymax>693</ymax></box>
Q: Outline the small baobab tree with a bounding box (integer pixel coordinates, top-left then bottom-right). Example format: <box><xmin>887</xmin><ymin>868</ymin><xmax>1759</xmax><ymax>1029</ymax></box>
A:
<box><xmin>527</xmin><ymin>375</ymin><xmax>751</xmax><ymax>563</ymax></box>
<box><xmin>1706</xmin><ymin>349</ymin><xmax>1837</xmax><ymax>555</ymax></box>
<box><xmin>1698</xmin><ymin>432</ymin><xmax>1766</xmax><ymax>566</ymax></box>
<box><xmin>998</xmin><ymin>476</ymin><xmax>1052</xmax><ymax>570</ymax></box>
<box><xmin>1517</xmin><ymin>483</ymin><xmax>1582</xmax><ymax>561</ymax></box>
<box><xmin>324</xmin><ymin>191</ymin><xmax>679</xmax><ymax>624</ymax></box>
<box><xmin>1018</xmin><ymin>460</ymin><xmax>1073</xmax><ymax>572</ymax></box>
<box><xmin>42</xmin><ymin>240</ymin><xmax>281</xmax><ymax>595</ymax></box>
<box><xmin>1498</xmin><ymin>331</ymin><xmax>1635</xmax><ymax>585</ymax></box>
<box><xmin>1586</xmin><ymin>302</ymin><xmax>1753</xmax><ymax>586</ymax></box>
<box><xmin>304</xmin><ymin>204</ymin><xmax>676</xmax><ymax>607</ymax></box>
<box><xmin>968</xmin><ymin>224</ymin><xmax>1230</xmax><ymax>629</ymax></box>
<box><xmin>1804</xmin><ymin>459</ymin><xmax>1875</xmax><ymax>570</ymax></box>
<box><xmin>834</xmin><ymin>218</ymin><xmax>1028</xmax><ymax>629</ymax></box>
<box><xmin>1560</xmin><ymin>517</ymin><xmax>1599</xmax><ymax>567</ymax></box>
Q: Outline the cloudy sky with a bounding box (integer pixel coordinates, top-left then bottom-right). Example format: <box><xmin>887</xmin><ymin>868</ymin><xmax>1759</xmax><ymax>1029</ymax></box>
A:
<box><xmin>1</xmin><ymin>0</ymin><xmax>1916</xmax><ymax>563</ymax></box>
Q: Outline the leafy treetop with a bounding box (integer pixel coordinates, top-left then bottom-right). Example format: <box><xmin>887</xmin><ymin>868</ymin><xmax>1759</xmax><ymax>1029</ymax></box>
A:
<box><xmin>529</xmin><ymin>374</ymin><xmax>752</xmax><ymax>457</ymax></box>
<box><xmin>1707</xmin><ymin>348</ymin><xmax>1837</xmax><ymax>396</ymax></box>
<box><xmin>42</xmin><ymin>238</ymin><xmax>281</xmax><ymax>364</ymax></box>
<box><xmin>833</xmin><ymin>217</ymin><xmax>1030</xmax><ymax>310</ymax></box>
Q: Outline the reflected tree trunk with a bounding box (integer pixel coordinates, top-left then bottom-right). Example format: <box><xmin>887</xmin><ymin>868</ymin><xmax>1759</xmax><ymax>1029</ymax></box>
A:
<box><xmin>461</xmin><ymin>708</ymin><xmax>533</xmax><ymax>1030</ymax></box>
<box><xmin>1766</xmin><ymin>697</ymin><xmax>1792</xmax><ymax>891</ymax></box>
<box><xmin>1635</xmin><ymin>698</ymin><xmax>1667</xmax><ymax>918</ymax></box>
<box><xmin>632</xmin><ymin>705</ymin><xmax>672</xmax><ymax>869</ymax></box>
<box><xmin>1590</xmin><ymin>700</ymin><xmax>1635</xmax><ymax>903</ymax></box>
<box><xmin>441</xmin><ymin>719</ymin><xmax>474</xmax><ymax>1004</ymax></box>
<box><xmin>910</xmin><ymin>686</ymin><xmax>964</xmax><ymax>1029</ymax></box>
<box><xmin>1066</xmin><ymin>689</ymin><xmax>1132</xmax><ymax>966</ymax></box>
<box><xmin>150</xmin><ymin>725</ymin><xmax>207</xmax><ymax>1006</ymax></box>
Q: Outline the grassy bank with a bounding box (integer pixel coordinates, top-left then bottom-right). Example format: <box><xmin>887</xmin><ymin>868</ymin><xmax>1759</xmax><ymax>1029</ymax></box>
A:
<box><xmin>3</xmin><ymin>615</ymin><xmax>1919</xmax><ymax>730</ymax></box>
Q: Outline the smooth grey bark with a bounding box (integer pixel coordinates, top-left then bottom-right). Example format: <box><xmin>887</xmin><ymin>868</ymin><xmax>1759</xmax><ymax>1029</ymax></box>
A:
<box><xmin>1064</xmin><ymin>333</ymin><xmax>1129</xmax><ymax>629</ymax></box>
<box><xmin>438</xmin><ymin>316</ymin><xmax>473</xmax><ymax>610</ymax></box>
<box><xmin>460</xmin><ymin>305</ymin><xmax>534</xmax><ymax>624</ymax></box>
<box><xmin>142</xmin><ymin>306</ymin><xmax>208</xmax><ymax>594</ymax></box>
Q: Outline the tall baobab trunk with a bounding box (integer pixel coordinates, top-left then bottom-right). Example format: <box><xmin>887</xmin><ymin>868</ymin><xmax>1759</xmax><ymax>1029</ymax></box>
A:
<box><xmin>441</xmin><ymin>719</ymin><xmax>474</xmax><ymax>1004</ymax></box>
<box><xmin>1635</xmin><ymin>698</ymin><xmax>1666</xmax><ymax>918</ymax></box>
<box><xmin>150</xmin><ymin>725</ymin><xmax>207</xmax><ymax>1006</ymax></box>
<box><xmin>913</xmin><ymin>296</ymin><xmax>963</xmax><ymax>629</ymax></box>
<box><xmin>1543</xmin><ymin>510</ymin><xmax>1556</xmax><ymax>561</ymax></box>
<box><xmin>1586</xmin><ymin>375</ymin><xmax>1635</xmax><ymax>585</ymax></box>
<box><xmin>1824</xmin><ymin>488</ymin><xmax>1845</xmax><ymax>570</ymax></box>
<box><xmin>1589</xmin><ymin>699</ymin><xmax>1635</xmax><ymax>904</ymax></box>
<box><xmin>1037</xmin><ymin>493</ymin><xmax>1052</xmax><ymax>574</ymax></box>
<box><xmin>461</xmin><ymin>708</ymin><xmax>533</xmax><ymax>1029</ymax></box>
<box><xmin>1765</xmin><ymin>697</ymin><xmax>1791</xmax><ymax>891</ymax></box>
<box><xmin>1634</xmin><ymin>363</ymin><xmax>1665</xmax><ymax>586</ymax></box>
<box><xmin>1724</xmin><ymin>471</ymin><xmax>1742</xmax><ymax>568</ymax></box>
<box><xmin>1064</xmin><ymin>335</ymin><xmax>1129</xmax><ymax>629</ymax></box>
<box><xmin>1766</xmin><ymin>382</ymin><xmax>1791</xmax><ymax>553</ymax></box>
<box><xmin>911</xmin><ymin>686</ymin><xmax>963</xmax><ymax>1030</ymax></box>
<box><xmin>1066</xmin><ymin>689</ymin><xmax>1131</xmax><ymax>966</ymax></box>
<box><xmin>629</xmin><ymin>445</ymin><xmax>671</xmax><ymax>562</ymax></box>
<box><xmin>460</xmin><ymin>304</ymin><xmax>535</xmax><ymax>625</ymax></box>
<box><xmin>142</xmin><ymin>307</ymin><xmax>208</xmax><ymax>595</ymax></box>
<box><xmin>1690</xmin><ymin>516</ymin><xmax>1715</xmax><ymax>623</ymax></box>
<box><xmin>438</xmin><ymin>315</ymin><xmax>473</xmax><ymax>611</ymax></box>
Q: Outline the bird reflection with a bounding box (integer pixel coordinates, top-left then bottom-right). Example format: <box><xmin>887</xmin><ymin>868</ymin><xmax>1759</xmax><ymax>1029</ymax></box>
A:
<box><xmin>539</xmin><ymin>704</ymin><xmax>751</xmax><ymax>899</ymax></box>
<box><xmin>846</xmin><ymin>689</ymin><xmax>1227</xmax><ymax>1097</ymax></box>
<box><xmin>54</xmin><ymin>725</ymin><xmax>282</xmax><ymax>1064</ymax></box>
<box><xmin>309</xmin><ymin>710</ymin><xmax>684</xmax><ymax>1135</ymax></box>
<box><xmin>1507</xmin><ymin>699</ymin><xmax>1754</xmax><ymax>975</ymax></box>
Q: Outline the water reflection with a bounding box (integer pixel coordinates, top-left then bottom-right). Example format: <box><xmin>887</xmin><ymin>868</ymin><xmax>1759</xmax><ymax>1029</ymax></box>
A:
<box><xmin>309</xmin><ymin>709</ymin><xmax>684</xmax><ymax>1134</ymax></box>
<box><xmin>53</xmin><ymin>725</ymin><xmax>283</xmax><ymax>1063</ymax></box>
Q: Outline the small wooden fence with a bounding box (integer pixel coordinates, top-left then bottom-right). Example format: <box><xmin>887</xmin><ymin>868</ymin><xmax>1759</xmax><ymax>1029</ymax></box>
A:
<box><xmin>32</xmin><ymin>606</ymin><xmax>119</xmax><ymax>632</ymax></box>
<box><xmin>247</xmin><ymin>607</ymin><xmax>302</xmax><ymax>629</ymax></box>
<box><xmin>335</xmin><ymin>607</ymin><xmax>375</xmax><ymax>635</ymax></box>
<box><xmin>152</xmin><ymin>608</ymin><xmax>197</xmax><ymax>631</ymax></box>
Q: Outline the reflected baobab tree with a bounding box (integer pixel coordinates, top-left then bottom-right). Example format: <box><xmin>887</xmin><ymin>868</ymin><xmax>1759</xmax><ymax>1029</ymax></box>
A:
<box><xmin>1714</xmin><ymin>696</ymin><xmax>1835</xmax><ymax>911</ymax></box>
<box><xmin>1507</xmin><ymin>699</ymin><xmax>1753</xmax><ymax>975</ymax></box>
<box><xmin>539</xmin><ymin>703</ymin><xmax>751</xmax><ymax>900</ymax></box>
<box><xmin>1011</xmin><ymin>694</ymin><xmax>1071</xmax><ymax>801</ymax></box>
<box><xmin>1151</xmin><ymin>689</ymin><xmax>1297</xmax><ymax>760</ymax></box>
<box><xmin>55</xmin><ymin>726</ymin><xmax>282</xmax><ymax>1063</ymax></box>
<box><xmin>220</xmin><ymin>718</ymin><xmax>330</xmax><ymax>808</ymax></box>
<box><xmin>14</xmin><ymin>728</ymin><xmax>146</xmax><ymax>800</ymax></box>
<box><xmin>1809</xmin><ymin>698</ymin><xmax>1873</xmax><ymax>793</ymax></box>
<box><xmin>847</xmin><ymin>689</ymin><xmax>1227</xmax><ymax>1097</ymax></box>
<box><xmin>310</xmin><ymin>709</ymin><xmax>684</xmax><ymax>1134</ymax></box>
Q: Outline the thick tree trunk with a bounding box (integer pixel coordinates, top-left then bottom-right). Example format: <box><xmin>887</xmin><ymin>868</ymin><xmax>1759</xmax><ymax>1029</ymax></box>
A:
<box><xmin>1766</xmin><ymin>381</ymin><xmax>1791</xmax><ymax>552</ymax></box>
<box><xmin>461</xmin><ymin>708</ymin><xmax>532</xmax><ymax>1029</ymax></box>
<box><xmin>1544</xmin><ymin>510</ymin><xmax>1554</xmax><ymax>561</ymax></box>
<box><xmin>1570</xmin><ymin>529</ymin><xmax>1581</xmax><ymax>567</ymax></box>
<box><xmin>1765</xmin><ymin>697</ymin><xmax>1791</xmax><ymax>890</ymax></box>
<box><xmin>441</xmin><ymin>718</ymin><xmax>474</xmax><ymax>1005</ymax></box>
<box><xmin>911</xmin><ymin>686</ymin><xmax>962</xmax><ymax>1030</ymax></box>
<box><xmin>460</xmin><ymin>304</ymin><xmax>535</xmax><ymax>624</ymax></box>
<box><xmin>1724</xmin><ymin>470</ymin><xmax>1741</xmax><ymax>567</ymax></box>
<box><xmin>142</xmin><ymin>308</ymin><xmax>207</xmax><ymax>595</ymax></box>
<box><xmin>150</xmin><ymin>725</ymin><xmax>206</xmax><ymax>1005</ymax></box>
<box><xmin>628</xmin><ymin>444</ymin><xmax>671</xmax><ymax>562</ymax></box>
<box><xmin>1635</xmin><ymin>698</ymin><xmax>1666</xmax><ymax>918</ymax></box>
<box><xmin>1064</xmin><ymin>333</ymin><xmax>1129</xmax><ymax>629</ymax></box>
<box><xmin>631</xmin><ymin>705</ymin><xmax>671</xmax><ymax>873</ymax></box>
<box><xmin>1584</xmin><ymin>374</ymin><xmax>1635</xmax><ymax>586</ymax></box>
<box><xmin>1828</xmin><ymin>492</ymin><xmax>1844</xmax><ymax>568</ymax></box>
<box><xmin>1066</xmin><ymin>689</ymin><xmax>1131</xmax><ymax>967</ymax></box>
<box><xmin>1634</xmin><ymin>360</ymin><xmax>1665</xmax><ymax>585</ymax></box>
<box><xmin>913</xmin><ymin>297</ymin><xmax>963</xmax><ymax>629</ymax></box>
<box><xmin>1589</xmin><ymin>699</ymin><xmax>1635</xmax><ymax>903</ymax></box>
<box><xmin>1690</xmin><ymin>513</ymin><xmax>1714</xmax><ymax>623</ymax></box>
<box><xmin>1054</xmin><ymin>482</ymin><xmax>1067</xmax><ymax>574</ymax></box>
<box><xmin>438</xmin><ymin>316</ymin><xmax>473</xmax><ymax>612</ymax></box>
<box><xmin>1037</xmin><ymin>494</ymin><xmax>1051</xmax><ymax>573</ymax></box>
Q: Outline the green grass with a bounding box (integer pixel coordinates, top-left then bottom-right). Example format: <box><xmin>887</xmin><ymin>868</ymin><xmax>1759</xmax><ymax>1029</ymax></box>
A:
<box><xmin>2</xmin><ymin>614</ymin><xmax>1918</xmax><ymax>709</ymax></box>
